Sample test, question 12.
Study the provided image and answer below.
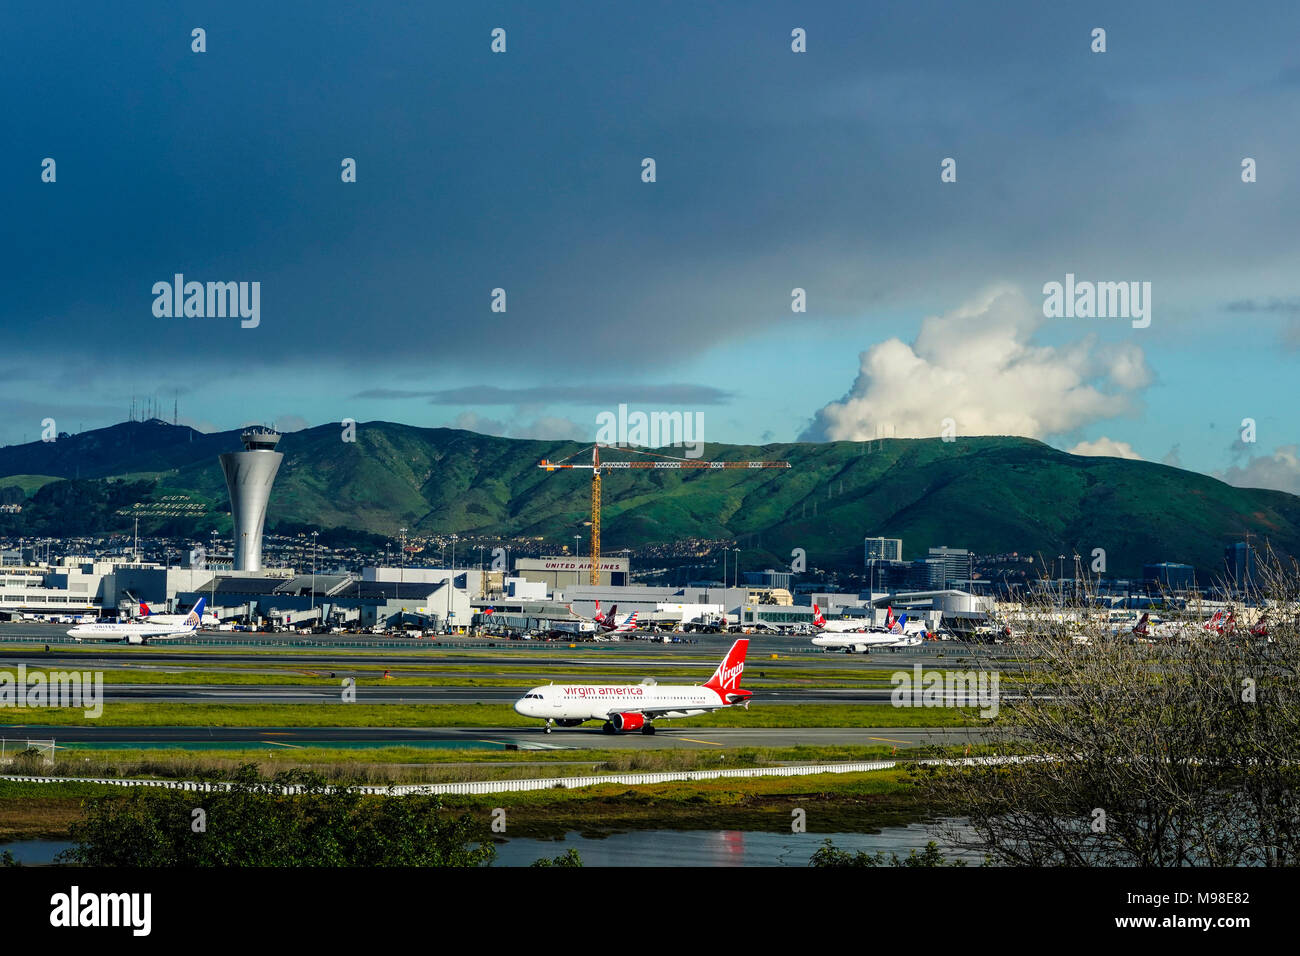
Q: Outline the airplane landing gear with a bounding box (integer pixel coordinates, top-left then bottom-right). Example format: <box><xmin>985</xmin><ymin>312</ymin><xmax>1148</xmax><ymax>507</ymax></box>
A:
<box><xmin>602</xmin><ymin>721</ymin><xmax>616</xmax><ymax>734</ymax></box>
<box><xmin>544</xmin><ymin>720</ymin><xmax>553</xmax><ymax>734</ymax></box>
<box><xmin>641</xmin><ymin>724</ymin><xmax>656</xmax><ymax>735</ymax></box>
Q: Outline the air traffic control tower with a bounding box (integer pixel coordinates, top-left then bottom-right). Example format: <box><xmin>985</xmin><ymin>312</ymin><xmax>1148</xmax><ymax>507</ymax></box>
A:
<box><xmin>220</xmin><ymin>427</ymin><xmax>284</xmax><ymax>572</ymax></box>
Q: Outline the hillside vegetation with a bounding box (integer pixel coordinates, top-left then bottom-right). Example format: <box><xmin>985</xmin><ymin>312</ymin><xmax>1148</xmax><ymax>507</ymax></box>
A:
<box><xmin>0</xmin><ymin>420</ymin><xmax>1294</xmax><ymax>577</ymax></box>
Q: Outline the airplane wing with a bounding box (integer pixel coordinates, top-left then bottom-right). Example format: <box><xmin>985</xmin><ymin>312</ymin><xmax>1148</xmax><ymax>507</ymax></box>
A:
<box><xmin>601</xmin><ymin>702</ymin><xmax>729</xmax><ymax>719</ymax></box>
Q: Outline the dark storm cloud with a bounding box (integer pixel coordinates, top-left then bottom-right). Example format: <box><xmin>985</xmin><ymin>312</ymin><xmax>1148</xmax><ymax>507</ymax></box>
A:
<box><xmin>7</xmin><ymin>0</ymin><xmax>1300</xmax><ymax>444</ymax></box>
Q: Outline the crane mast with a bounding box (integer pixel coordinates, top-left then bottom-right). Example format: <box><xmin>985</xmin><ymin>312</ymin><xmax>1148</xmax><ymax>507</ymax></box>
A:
<box><xmin>591</xmin><ymin>445</ymin><xmax>602</xmax><ymax>583</ymax></box>
<box><xmin>539</xmin><ymin>445</ymin><xmax>791</xmax><ymax>586</ymax></box>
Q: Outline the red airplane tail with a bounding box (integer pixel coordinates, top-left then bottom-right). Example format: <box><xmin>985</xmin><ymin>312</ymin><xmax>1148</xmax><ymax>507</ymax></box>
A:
<box><xmin>704</xmin><ymin>638</ymin><xmax>749</xmax><ymax>701</ymax></box>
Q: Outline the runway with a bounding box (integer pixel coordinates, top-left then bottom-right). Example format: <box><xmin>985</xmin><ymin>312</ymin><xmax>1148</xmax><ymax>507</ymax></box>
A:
<box><xmin>0</xmin><ymin>642</ymin><xmax>1019</xmax><ymax>674</ymax></box>
<box><xmin>11</xmin><ymin>724</ymin><xmax>987</xmax><ymax>751</ymax></box>
<box><xmin>89</xmin><ymin>684</ymin><xmax>925</xmax><ymax>705</ymax></box>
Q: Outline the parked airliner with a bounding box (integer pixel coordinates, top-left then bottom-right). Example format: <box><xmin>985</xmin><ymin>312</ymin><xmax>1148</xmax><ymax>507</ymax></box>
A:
<box><xmin>810</xmin><ymin>604</ymin><xmax>925</xmax><ymax>652</ymax></box>
<box><xmin>68</xmin><ymin>599</ymin><xmax>207</xmax><ymax>644</ymax></box>
<box><xmin>138</xmin><ymin>601</ymin><xmax>219</xmax><ymax>627</ymax></box>
<box><xmin>513</xmin><ymin>638</ymin><xmax>750</xmax><ymax>734</ymax></box>
<box><xmin>568</xmin><ymin>601</ymin><xmax>639</xmax><ymax>633</ymax></box>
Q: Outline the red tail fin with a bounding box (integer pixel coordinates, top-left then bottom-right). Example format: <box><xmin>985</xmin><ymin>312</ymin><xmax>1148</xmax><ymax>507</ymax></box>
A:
<box><xmin>812</xmin><ymin>604</ymin><xmax>825</xmax><ymax>627</ymax></box>
<box><xmin>704</xmin><ymin>639</ymin><xmax>749</xmax><ymax>696</ymax></box>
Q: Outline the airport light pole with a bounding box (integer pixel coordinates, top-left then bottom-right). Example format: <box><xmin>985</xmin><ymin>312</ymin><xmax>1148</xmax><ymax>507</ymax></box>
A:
<box><xmin>449</xmin><ymin>534</ymin><xmax>459</xmax><ymax>634</ymax></box>
<box><xmin>573</xmin><ymin>535</ymin><xmax>580</xmax><ymax>587</ymax></box>
<box><xmin>311</xmin><ymin>531</ymin><xmax>318</xmax><ymax>615</ymax></box>
<box><xmin>399</xmin><ymin>528</ymin><xmax>406</xmax><ymax>602</ymax></box>
<box><xmin>733</xmin><ymin>547</ymin><xmax>741</xmax><ymax>588</ymax></box>
<box><xmin>209</xmin><ymin>530</ymin><xmax>218</xmax><ymax>619</ymax></box>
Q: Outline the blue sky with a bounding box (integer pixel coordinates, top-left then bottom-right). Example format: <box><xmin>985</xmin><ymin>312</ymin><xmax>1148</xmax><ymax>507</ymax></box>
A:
<box><xmin>3</xmin><ymin>1</ymin><xmax>1300</xmax><ymax>491</ymax></box>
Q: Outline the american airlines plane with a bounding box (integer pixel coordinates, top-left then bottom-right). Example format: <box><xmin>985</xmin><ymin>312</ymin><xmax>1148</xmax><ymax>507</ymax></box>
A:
<box><xmin>68</xmin><ymin>598</ymin><xmax>207</xmax><ymax>644</ymax></box>
<box><xmin>513</xmin><ymin>638</ymin><xmax>751</xmax><ymax>734</ymax></box>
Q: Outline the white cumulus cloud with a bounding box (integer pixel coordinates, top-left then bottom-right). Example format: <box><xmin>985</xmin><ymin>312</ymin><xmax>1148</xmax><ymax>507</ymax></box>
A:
<box><xmin>1218</xmin><ymin>445</ymin><xmax>1300</xmax><ymax>495</ymax></box>
<box><xmin>802</xmin><ymin>286</ymin><xmax>1151</xmax><ymax>442</ymax></box>
<box><xmin>1068</xmin><ymin>437</ymin><xmax>1143</xmax><ymax>460</ymax></box>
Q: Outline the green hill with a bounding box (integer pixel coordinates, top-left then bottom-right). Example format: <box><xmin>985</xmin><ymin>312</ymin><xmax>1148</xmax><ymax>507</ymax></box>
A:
<box><xmin>0</xmin><ymin>419</ymin><xmax>1295</xmax><ymax>579</ymax></box>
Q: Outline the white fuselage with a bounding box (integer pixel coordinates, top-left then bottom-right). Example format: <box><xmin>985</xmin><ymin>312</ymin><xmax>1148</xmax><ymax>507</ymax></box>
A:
<box><xmin>142</xmin><ymin>613</ymin><xmax>219</xmax><ymax>627</ymax></box>
<box><xmin>66</xmin><ymin>621</ymin><xmax>197</xmax><ymax>643</ymax></box>
<box><xmin>812</xmin><ymin>629</ymin><xmax>923</xmax><ymax>650</ymax></box>
<box><xmin>815</xmin><ymin>618</ymin><xmax>884</xmax><ymax>633</ymax></box>
<box><xmin>514</xmin><ymin>682</ymin><xmax>729</xmax><ymax>722</ymax></box>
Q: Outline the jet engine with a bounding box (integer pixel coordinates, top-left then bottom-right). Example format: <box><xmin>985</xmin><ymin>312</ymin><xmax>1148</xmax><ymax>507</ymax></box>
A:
<box><xmin>610</xmin><ymin>712</ymin><xmax>645</xmax><ymax>732</ymax></box>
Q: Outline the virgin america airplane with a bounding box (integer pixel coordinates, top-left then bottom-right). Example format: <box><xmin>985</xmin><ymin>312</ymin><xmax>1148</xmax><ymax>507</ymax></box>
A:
<box><xmin>513</xmin><ymin>639</ymin><xmax>750</xmax><ymax>734</ymax></box>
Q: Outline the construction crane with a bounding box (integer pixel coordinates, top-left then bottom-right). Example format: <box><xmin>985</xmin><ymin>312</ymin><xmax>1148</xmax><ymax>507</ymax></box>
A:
<box><xmin>538</xmin><ymin>444</ymin><xmax>792</xmax><ymax>585</ymax></box>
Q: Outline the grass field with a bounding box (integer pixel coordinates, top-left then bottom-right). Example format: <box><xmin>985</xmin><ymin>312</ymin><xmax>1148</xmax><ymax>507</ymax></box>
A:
<box><xmin>1</xmin><ymin>741</ymin><xmax>934</xmax><ymax>785</ymax></box>
<box><xmin>0</xmin><ymin>701</ymin><xmax>988</xmax><ymax>728</ymax></box>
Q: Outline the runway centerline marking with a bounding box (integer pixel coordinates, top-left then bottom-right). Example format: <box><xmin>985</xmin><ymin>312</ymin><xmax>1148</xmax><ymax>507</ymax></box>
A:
<box><xmin>676</xmin><ymin>736</ymin><xmax>723</xmax><ymax>746</ymax></box>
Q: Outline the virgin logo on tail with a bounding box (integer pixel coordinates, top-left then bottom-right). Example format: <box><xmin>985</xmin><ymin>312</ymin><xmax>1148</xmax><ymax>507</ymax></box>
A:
<box><xmin>705</xmin><ymin>639</ymin><xmax>749</xmax><ymax>693</ymax></box>
<box><xmin>812</xmin><ymin>604</ymin><xmax>826</xmax><ymax>628</ymax></box>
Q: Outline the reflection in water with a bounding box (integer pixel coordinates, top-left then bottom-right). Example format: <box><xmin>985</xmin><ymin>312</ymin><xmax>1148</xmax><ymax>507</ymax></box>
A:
<box><xmin>4</xmin><ymin>823</ymin><xmax>979</xmax><ymax>867</ymax></box>
<box><xmin>1</xmin><ymin>840</ymin><xmax>75</xmax><ymax>865</ymax></box>
<box><xmin>495</xmin><ymin>822</ymin><xmax>979</xmax><ymax>867</ymax></box>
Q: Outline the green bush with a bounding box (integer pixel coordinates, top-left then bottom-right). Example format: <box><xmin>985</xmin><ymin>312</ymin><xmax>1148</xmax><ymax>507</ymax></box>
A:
<box><xmin>60</xmin><ymin>764</ymin><xmax>495</xmax><ymax>867</ymax></box>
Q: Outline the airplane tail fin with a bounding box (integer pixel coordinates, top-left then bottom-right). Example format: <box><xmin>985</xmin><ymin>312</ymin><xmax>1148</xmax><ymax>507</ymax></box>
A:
<box><xmin>704</xmin><ymin>638</ymin><xmax>749</xmax><ymax>698</ymax></box>
<box><xmin>185</xmin><ymin>597</ymin><xmax>207</xmax><ymax>628</ymax></box>
<box><xmin>812</xmin><ymin>604</ymin><xmax>825</xmax><ymax>628</ymax></box>
<box><xmin>139</xmin><ymin>602</ymin><xmax>150</xmax><ymax>617</ymax></box>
